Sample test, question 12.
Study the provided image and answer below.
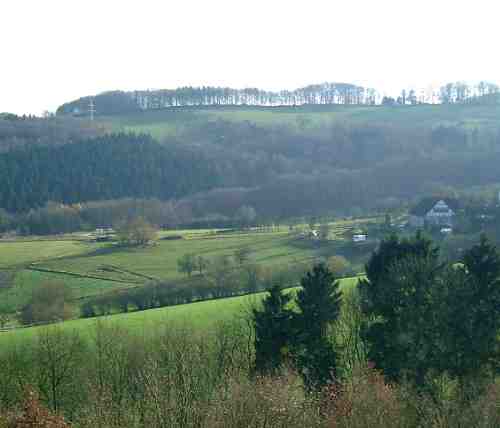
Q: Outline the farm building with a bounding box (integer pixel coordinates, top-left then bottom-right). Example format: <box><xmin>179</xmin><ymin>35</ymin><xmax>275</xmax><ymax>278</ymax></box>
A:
<box><xmin>409</xmin><ymin>197</ymin><xmax>458</xmax><ymax>228</ymax></box>
<box><xmin>352</xmin><ymin>234</ymin><xmax>367</xmax><ymax>242</ymax></box>
<box><xmin>94</xmin><ymin>227</ymin><xmax>115</xmax><ymax>242</ymax></box>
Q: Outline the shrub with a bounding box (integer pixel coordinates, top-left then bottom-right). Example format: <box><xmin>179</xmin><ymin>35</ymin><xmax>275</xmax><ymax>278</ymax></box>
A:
<box><xmin>116</xmin><ymin>216</ymin><xmax>157</xmax><ymax>246</ymax></box>
<box><xmin>205</xmin><ymin>372</ymin><xmax>322</xmax><ymax>428</ymax></box>
<box><xmin>6</xmin><ymin>387</ymin><xmax>69</xmax><ymax>428</ymax></box>
<box><xmin>19</xmin><ymin>282</ymin><xmax>73</xmax><ymax>325</ymax></box>
<box><xmin>327</xmin><ymin>367</ymin><xmax>416</xmax><ymax>428</ymax></box>
<box><xmin>327</xmin><ymin>255</ymin><xmax>351</xmax><ymax>277</ymax></box>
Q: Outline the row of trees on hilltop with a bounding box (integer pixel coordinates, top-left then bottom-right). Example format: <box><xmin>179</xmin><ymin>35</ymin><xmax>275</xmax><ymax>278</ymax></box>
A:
<box><xmin>439</xmin><ymin>80</ymin><xmax>500</xmax><ymax>104</ymax></box>
<box><xmin>56</xmin><ymin>82</ymin><xmax>378</xmax><ymax>115</ymax></box>
<box><xmin>56</xmin><ymin>80</ymin><xmax>500</xmax><ymax>116</ymax></box>
<box><xmin>131</xmin><ymin>82</ymin><xmax>377</xmax><ymax>109</ymax></box>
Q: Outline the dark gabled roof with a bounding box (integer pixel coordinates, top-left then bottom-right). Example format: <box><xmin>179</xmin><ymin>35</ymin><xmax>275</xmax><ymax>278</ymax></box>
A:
<box><xmin>410</xmin><ymin>197</ymin><xmax>460</xmax><ymax>216</ymax></box>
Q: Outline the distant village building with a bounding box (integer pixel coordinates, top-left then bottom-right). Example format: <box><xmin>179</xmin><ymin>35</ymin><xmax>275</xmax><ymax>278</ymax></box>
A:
<box><xmin>409</xmin><ymin>198</ymin><xmax>458</xmax><ymax>228</ymax></box>
<box><xmin>352</xmin><ymin>233</ymin><xmax>367</xmax><ymax>243</ymax></box>
<box><xmin>440</xmin><ymin>227</ymin><xmax>453</xmax><ymax>235</ymax></box>
<box><xmin>94</xmin><ymin>227</ymin><xmax>115</xmax><ymax>242</ymax></box>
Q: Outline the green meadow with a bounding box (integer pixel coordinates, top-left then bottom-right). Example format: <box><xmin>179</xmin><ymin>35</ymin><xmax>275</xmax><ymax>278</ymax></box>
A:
<box><xmin>100</xmin><ymin>103</ymin><xmax>500</xmax><ymax>140</ymax></box>
<box><xmin>0</xmin><ymin>275</ymin><xmax>360</xmax><ymax>343</ymax></box>
<box><xmin>0</xmin><ymin>240</ymin><xmax>92</xmax><ymax>269</ymax></box>
<box><xmin>0</xmin><ymin>219</ymin><xmax>374</xmax><ymax>324</ymax></box>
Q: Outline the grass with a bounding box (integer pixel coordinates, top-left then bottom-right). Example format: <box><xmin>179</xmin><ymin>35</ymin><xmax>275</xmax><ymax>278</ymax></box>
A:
<box><xmin>0</xmin><ymin>219</ymin><xmax>376</xmax><ymax>316</ymax></box>
<box><xmin>35</xmin><ymin>219</ymin><xmax>372</xmax><ymax>285</ymax></box>
<box><xmin>0</xmin><ymin>240</ymin><xmax>93</xmax><ymax>269</ymax></box>
<box><xmin>36</xmin><ymin>231</ymin><xmax>319</xmax><ymax>285</ymax></box>
<box><xmin>0</xmin><ymin>270</ymin><xmax>136</xmax><ymax>313</ymax></box>
<box><xmin>99</xmin><ymin>103</ymin><xmax>500</xmax><ymax>140</ymax></box>
<box><xmin>0</xmin><ymin>275</ymin><xmax>361</xmax><ymax>343</ymax></box>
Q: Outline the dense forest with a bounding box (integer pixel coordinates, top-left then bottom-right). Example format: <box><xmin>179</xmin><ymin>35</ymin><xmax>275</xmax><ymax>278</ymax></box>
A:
<box><xmin>2</xmin><ymin>104</ymin><xmax>500</xmax><ymax>232</ymax></box>
<box><xmin>0</xmin><ymin>114</ymin><xmax>103</xmax><ymax>151</ymax></box>
<box><xmin>0</xmin><ymin>134</ymin><xmax>219</xmax><ymax>212</ymax></box>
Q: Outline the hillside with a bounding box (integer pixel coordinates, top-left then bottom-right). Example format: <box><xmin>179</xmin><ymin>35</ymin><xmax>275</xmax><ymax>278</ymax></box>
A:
<box><xmin>93</xmin><ymin>104</ymin><xmax>500</xmax><ymax>220</ymax></box>
<box><xmin>2</xmin><ymin>102</ymin><xmax>500</xmax><ymax>228</ymax></box>
<box><xmin>97</xmin><ymin>103</ymin><xmax>500</xmax><ymax>139</ymax></box>
<box><xmin>0</xmin><ymin>133</ymin><xmax>219</xmax><ymax>212</ymax></box>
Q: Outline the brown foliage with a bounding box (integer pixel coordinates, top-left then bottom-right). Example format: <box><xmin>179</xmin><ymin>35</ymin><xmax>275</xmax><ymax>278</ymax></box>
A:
<box><xmin>205</xmin><ymin>372</ymin><xmax>322</xmax><ymax>428</ymax></box>
<box><xmin>326</xmin><ymin>367</ymin><xmax>415</xmax><ymax>428</ymax></box>
<box><xmin>116</xmin><ymin>216</ymin><xmax>157</xmax><ymax>246</ymax></box>
<box><xmin>6</xmin><ymin>388</ymin><xmax>69</xmax><ymax>428</ymax></box>
<box><xmin>428</xmin><ymin>379</ymin><xmax>500</xmax><ymax>428</ymax></box>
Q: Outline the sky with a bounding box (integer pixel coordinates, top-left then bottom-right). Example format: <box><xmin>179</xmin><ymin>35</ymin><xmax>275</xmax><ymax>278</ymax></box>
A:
<box><xmin>2</xmin><ymin>0</ymin><xmax>500</xmax><ymax>115</ymax></box>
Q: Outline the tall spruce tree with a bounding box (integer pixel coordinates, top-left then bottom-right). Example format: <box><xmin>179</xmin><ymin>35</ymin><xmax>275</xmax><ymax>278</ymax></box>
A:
<box><xmin>294</xmin><ymin>263</ymin><xmax>342</xmax><ymax>389</ymax></box>
<box><xmin>360</xmin><ymin>233</ymin><xmax>500</xmax><ymax>386</ymax></box>
<box><xmin>359</xmin><ymin>232</ymin><xmax>443</xmax><ymax>385</ymax></box>
<box><xmin>252</xmin><ymin>284</ymin><xmax>293</xmax><ymax>375</ymax></box>
<box><xmin>444</xmin><ymin>235</ymin><xmax>500</xmax><ymax>379</ymax></box>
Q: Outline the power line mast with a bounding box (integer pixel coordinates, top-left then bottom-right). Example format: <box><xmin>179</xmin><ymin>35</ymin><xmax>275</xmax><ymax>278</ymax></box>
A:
<box><xmin>89</xmin><ymin>98</ymin><xmax>96</xmax><ymax>121</ymax></box>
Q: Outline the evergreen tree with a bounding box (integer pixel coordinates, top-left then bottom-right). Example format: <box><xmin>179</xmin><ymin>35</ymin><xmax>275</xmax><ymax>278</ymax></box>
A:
<box><xmin>360</xmin><ymin>233</ymin><xmax>500</xmax><ymax>387</ymax></box>
<box><xmin>359</xmin><ymin>232</ymin><xmax>443</xmax><ymax>385</ymax></box>
<box><xmin>444</xmin><ymin>235</ymin><xmax>500</xmax><ymax>379</ymax></box>
<box><xmin>252</xmin><ymin>284</ymin><xmax>293</xmax><ymax>375</ymax></box>
<box><xmin>294</xmin><ymin>263</ymin><xmax>342</xmax><ymax>389</ymax></box>
<box><xmin>359</xmin><ymin>232</ymin><xmax>438</xmax><ymax>317</ymax></box>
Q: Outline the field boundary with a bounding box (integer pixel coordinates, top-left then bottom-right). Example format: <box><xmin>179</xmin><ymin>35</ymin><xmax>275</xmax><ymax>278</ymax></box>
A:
<box><xmin>27</xmin><ymin>266</ymin><xmax>142</xmax><ymax>285</ymax></box>
<box><xmin>100</xmin><ymin>264</ymin><xmax>159</xmax><ymax>281</ymax></box>
<box><xmin>0</xmin><ymin>273</ymin><xmax>365</xmax><ymax>334</ymax></box>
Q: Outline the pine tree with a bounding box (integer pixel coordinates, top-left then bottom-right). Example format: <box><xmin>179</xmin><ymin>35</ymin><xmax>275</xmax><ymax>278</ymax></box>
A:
<box><xmin>445</xmin><ymin>235</ymin><xmax>500</xmax><ymax>379</ymax></box>
<box><xmin>252</xmin><ymin>284</ymin><xmax>293</xmax><ymax>375</ymax></box>
<box><xmin>358</xmin><ymin>232</ymin><xmax>443</xmax><ymax>385</ymax></box>
<box><xmin>294</xmin><ymin>263</ymin><xmax>342</xmax><ymax>389</ymax></box>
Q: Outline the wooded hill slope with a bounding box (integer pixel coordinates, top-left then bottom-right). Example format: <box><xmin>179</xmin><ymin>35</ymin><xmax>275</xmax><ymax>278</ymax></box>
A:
<box><xmin>0</xmin><ymin>133</ymin><xmax>219</xmax><ymax>212</ymax></box>
<box><xmin>2</xmin><ymin>103</ymin><xmax>500</xmax><ymax>221</ymax></box>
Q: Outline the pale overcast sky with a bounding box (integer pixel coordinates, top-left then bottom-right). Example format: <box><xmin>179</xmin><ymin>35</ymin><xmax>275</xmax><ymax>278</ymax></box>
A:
<box><xmin>2</xmin><ymin>0</ymin><xmax>499</xmax><ymax>115</ymax></box>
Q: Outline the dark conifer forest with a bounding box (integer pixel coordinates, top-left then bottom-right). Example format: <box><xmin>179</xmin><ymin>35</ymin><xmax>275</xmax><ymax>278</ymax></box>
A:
<box><xmin>0</xmin><ymin>133</ymin><xmax>219</xmax><ymax>212</ymax></box>
<box><xmin>2</xmin><ymin>83</ymin><xmax>500</xmax><ymax>231</ymax></box>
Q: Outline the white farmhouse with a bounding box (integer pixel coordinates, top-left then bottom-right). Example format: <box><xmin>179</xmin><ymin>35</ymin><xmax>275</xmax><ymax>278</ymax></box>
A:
<box><xmin>409</xmin><ymin>198</ymin><xmax>458</xmax><ymax>228</ymax></box>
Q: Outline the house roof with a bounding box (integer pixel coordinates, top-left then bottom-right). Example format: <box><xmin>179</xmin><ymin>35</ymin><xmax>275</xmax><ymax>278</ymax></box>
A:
<box><xmin>410</xmin><ymin>197</ymin><xmax>459</xmax><ymax>216</ymax></box>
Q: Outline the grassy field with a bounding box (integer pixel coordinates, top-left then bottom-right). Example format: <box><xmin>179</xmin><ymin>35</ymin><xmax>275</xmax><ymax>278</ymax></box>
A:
<box><xmin>0</xmin><ymin>275</ymin><xmax>361</xmax><ymax>343</ymax></box>
<box><xmin>0</xmin><ymin>219</ymin><xmax>376</xmax><ymax>317</ymax></box>
<box><xmin>0</xmin><ymin>270</ymin><xmax>136</xmax><ymax>314</ymax></box>
<box><xmin>34</xmin><ymin>219</ymin><xmax>373</xmax><ymax>284</ymax></box>
<box><xmin>38</xmin><ymin>232</ymin><xmax>310</xmax><ymax>281</ymax></box>
<box><xmin>0</xmin><ymin>240</ymin><xmax>93</xmax><ymax>269</ymax></box>
<box><xmin>99</xmin><ymin>104</ymin><xmax>500</xmax><ymax>140</ymax></box>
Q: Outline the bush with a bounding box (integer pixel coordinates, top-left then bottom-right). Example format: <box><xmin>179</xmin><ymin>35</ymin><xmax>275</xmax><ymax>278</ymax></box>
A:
<box><xmin>19</xmin><ymin>282</ymin><xmax>73</xmax><ymax>325</ymax></box>
<box><xmin>327</xmin><ymin>255</ymin><xmax>351</xmax><ymax>277</ymax></box>
<box><xmin>116</xmin><ymin>217</ymin><xmax>157</xmax><ymax>246</ymax></box>
<box><xmin>6</xmin><ymin>388</ymin><xmax>69</xmax><ymax>428</ymax></box>
<box><xmin>327</xmin><ymin>367</ymin><xmax>417</xmax><ymax>428</ymax></box>
<box><xmin>205</xmin><ymin>372</ymin><xmax>322</xmax><ymax>428</ymax></box>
